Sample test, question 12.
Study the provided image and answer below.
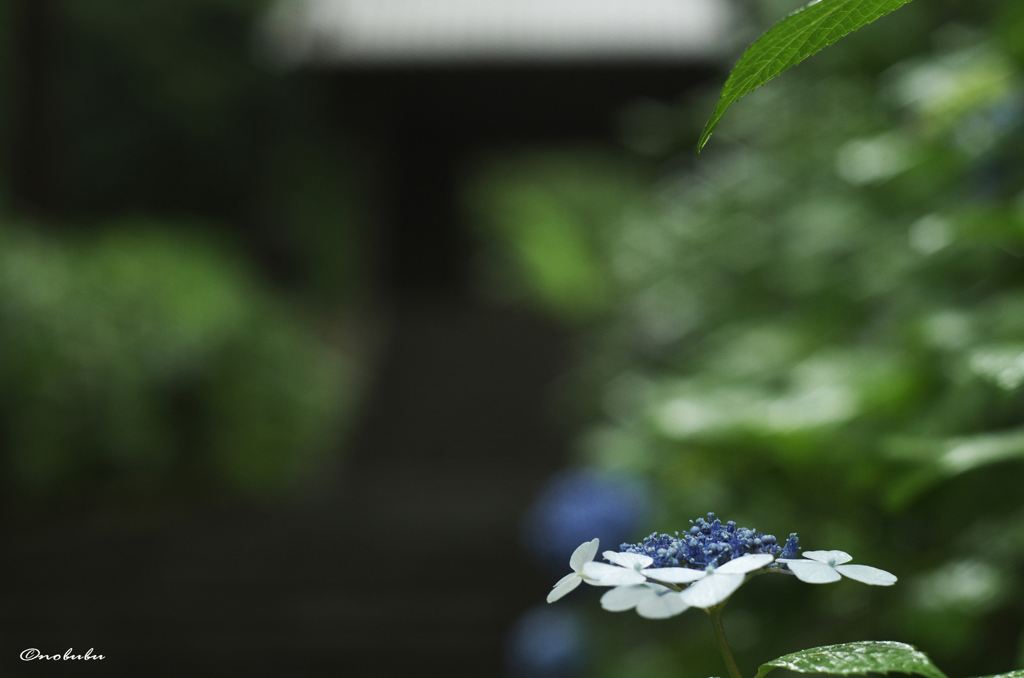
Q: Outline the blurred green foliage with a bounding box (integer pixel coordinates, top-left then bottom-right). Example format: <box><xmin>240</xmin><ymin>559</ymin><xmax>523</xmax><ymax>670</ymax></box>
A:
<box><xmin>0</xmin><ymin>221</ymin><xmax>350</xmax><ymax>497</ymax></box>
<box><xmin>1</xmin><ymin>0</ymin><xmax>366</xmax><ymax>300</ymax></box>
<box><xmin>467</xmin><ymin>151</ymin><xmax>647</xmax><ymax>320</ymax></box>
<box><xmin>472</xmin><ymin>1</ymin><xmax>1024</xmax><ymax>676</ymax></box>
<box><xmin>0</xmin><ymin>0</ymin><xmax>366</xmax><ymax>504</ymax></box>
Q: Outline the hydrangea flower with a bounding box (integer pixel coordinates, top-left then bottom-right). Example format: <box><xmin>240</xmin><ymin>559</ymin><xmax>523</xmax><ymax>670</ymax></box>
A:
<box><xmin>600</xmin><ymin>584</ymin><xmax>690</xmax><ymax>619</ymax></box>
<box><xmin>575</xmin><ymin>514</ymin><xmax>794</xmax><ymax>612</ymax></box>
<box><xmin>544</xmin><ymin>513</ymin><xmax>897</xmax><ymax>619</ymax></box>
<box><xmin>586</xmin><ymin>550</ymin><xmax>776</xmax><ymax>609</ymax></box>
<box><xmin>540</xmin><ymin>512</ymin><xmax>903</xmax><ymax>678</ymax></box>
<box><xmin>582</xmin><ymin>551</ymin><xmax>707</xmax><ymax>587</ymax></box>
<box><xmin>547</xmin><ymin>539</ymin><xmax>601</xmax><ymax>603</ymax></box>
<box><xmin>779</xmin><ymin>550</ymin><xmax>897</xmax><ymax>586</ymax></box>
<box><xmin>677</xmin><ymin>553</ymin><xmax>776</xmax><ymax>607</ymax></box>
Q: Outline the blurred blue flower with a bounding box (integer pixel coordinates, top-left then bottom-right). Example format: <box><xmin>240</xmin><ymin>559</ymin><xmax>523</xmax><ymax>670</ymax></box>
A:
<box><xmin>505</xmin><ymin>606</ymin><xmax>586</xmax><ymax>678</ymax></box>
<box><xmin>988</xmin><ymin>95</ymin><xmax>1024</xmax><ymax>131</ymax></box>
<box><xmin>523</xmin><ymin>469</ymin><xmax>649</xmax><ymax>574</ymax></box>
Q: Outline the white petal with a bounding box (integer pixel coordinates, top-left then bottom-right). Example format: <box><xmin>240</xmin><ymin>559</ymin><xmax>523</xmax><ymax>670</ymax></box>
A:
<box><xmin>570</xmin><ymin>538</ymin><xmax>601</xmax><ymax>573</ymax></box>
<box><xmin>716</xmin><ymin>553</ymin><xmax>775</xmax><ymax>575</ymax></box>
<box><xmin>600</xmin><ymin>585</ymin><xmax>651</xmax><ymax>612</ymax></box>
<box><xmin>678</xmin><ymin>573</ymin><xmax>745</xmax><ymax>607</ymax></box>
<box><xmin>642</xmin><ymin>567</ymin><xmax>706</xmax><ymax>584</ymax></box>
<box><xmin>583</xmin><ymin>562</ymin><xmax>647</xmax><ymax>586</ymax></box>
<box><xmin>546</xmin><ymin>573</ymin><xmax>582</xmax><ymax>602</ymax></box>
<box><xmin>603</xmin><ymin>551</ymin><xmax>654</xmax><ymax>570</ymax></box>
<box><xmin>786</xmin><ymin>560</ymin><xmax>842</xmax><ymax>584</ymax></box>
<box><xmin>802</xmin><ymin>550</ymin><xmax>853</xmax><ymax>565</ymax></box>
<box><xmin>835</xmin><ymin>564</ymin><xmax>897</xmax><ymax>586</ymax></box>
<box><xmin>552</xmin><ymin>572</ymin><xmax>577</xmax><ymax>588</ymax></box>
<box><xmin>636</xmin><ymin>588</ymin><xmax>691</xmax><ymax>619</ymax></box>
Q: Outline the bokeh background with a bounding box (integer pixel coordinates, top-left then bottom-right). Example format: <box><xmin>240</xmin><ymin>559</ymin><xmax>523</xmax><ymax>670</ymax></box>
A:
<box><xmin>3</xmin><ymin>0</ymin><xmax>1024</xmax><ymax>676</ymax></box>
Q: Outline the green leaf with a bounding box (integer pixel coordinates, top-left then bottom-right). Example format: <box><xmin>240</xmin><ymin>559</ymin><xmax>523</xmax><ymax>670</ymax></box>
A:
<box><xmin>698</xmin><ymin>0</ymin><xmax>916</xmax><ymax>154</ymax></box>
<box><xmin>884</xmin><ymin>427</ymin><xmax>1024</xmax><ymax>510</ymax></box>
<box><xmin>754</xmin><ymin>642</ymin><xmax>948</xmax><ymax>678</ymax></box>
<box><xmin>973</xmin><ymin>672</ymin><xmax>1024</xmax><ymax>678</ymax></box>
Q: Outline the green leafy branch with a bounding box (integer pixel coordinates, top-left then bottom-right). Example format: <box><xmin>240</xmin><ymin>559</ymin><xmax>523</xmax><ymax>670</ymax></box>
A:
<box><xmin>699</xmin><ymin>0</ymin><xmax>917</xmax><ymax>154</ymax></box>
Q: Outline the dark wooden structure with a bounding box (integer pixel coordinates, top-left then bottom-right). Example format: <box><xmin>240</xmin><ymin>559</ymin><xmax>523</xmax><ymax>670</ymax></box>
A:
<box><xmin>331</xmin><ymin>64</ymin><xmax>719</xmax><ymax>296</ymax></box>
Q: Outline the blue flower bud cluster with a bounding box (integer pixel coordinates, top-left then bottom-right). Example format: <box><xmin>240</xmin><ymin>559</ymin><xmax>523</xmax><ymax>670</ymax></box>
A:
<box><xmin>619</xmin><ymin>513</ymin><xmax>800</xmax><ymax>569</ymax></box>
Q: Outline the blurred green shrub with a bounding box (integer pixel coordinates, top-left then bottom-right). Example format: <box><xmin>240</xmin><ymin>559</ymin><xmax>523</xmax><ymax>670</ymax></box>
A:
<box><xmin>473</xmin><ymin>5</ymin><xmax>1024</xmax><ymax>677</ymax></box>
<box><xmin>0</xmin><ymin>220</ymin><xmax>350</xmax><ymax>497</ymax></box>
<box><xmin>466</xmin><ymin>150</ymin><xmax>647</xmax><ymax>321</ymax></box>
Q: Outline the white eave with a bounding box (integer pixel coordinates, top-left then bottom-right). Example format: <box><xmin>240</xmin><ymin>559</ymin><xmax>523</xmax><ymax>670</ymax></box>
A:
<box><xmin>266</xmin><ymin>0</ymin><xmax>734</xmax><ymax>67</ymax></box>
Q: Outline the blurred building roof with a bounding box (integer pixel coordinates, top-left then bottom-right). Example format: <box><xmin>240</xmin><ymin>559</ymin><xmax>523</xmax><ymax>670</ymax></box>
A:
<box><xmin>266</xmin><ymin>0</ymin><xmax>733</xmax><ymax>67</ymax></box>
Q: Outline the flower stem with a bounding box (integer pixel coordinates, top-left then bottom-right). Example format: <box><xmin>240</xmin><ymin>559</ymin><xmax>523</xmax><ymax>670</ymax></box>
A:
<box><xmin>707</xmin><ymin>604</ymin><xmax>743</xmax><ymax>678</ymax></box>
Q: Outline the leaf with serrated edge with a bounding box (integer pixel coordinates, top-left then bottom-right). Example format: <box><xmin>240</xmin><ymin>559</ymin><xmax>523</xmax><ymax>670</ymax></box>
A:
<box><xmin>754</xmin><ymin>641</ymin><xmax>947</xmax><ymax>678</ymax></box>
<box><xmin>698</xmin><ymin>0</ymin><xmax>916</xmax><ymax>154</ymax></box>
